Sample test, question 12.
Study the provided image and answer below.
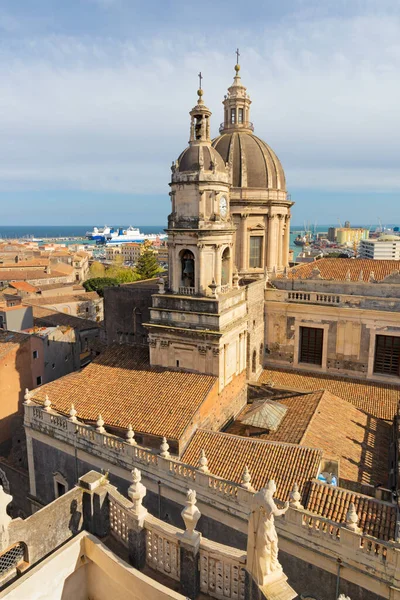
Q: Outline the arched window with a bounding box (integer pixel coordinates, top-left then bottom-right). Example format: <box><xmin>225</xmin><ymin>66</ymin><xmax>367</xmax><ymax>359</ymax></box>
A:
<box><xmin>221</xmin><ymin>248</ymin><xmax>230</xmax><ymax>286</ymax></box>
<box><xmin>252</xmin><ymin>350</ymin><xmax>257</xmax><ymax>373</ymax></box>
<box><xmin>180</xmin><ymin>250</ymin><xmax>195</xmax><ymax>290</ymax></box>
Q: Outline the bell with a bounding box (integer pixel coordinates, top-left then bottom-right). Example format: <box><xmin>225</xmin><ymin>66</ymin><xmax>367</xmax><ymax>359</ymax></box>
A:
<box><xmin>183</xmin><ymin>259</ymin><xmax>194</xmax><ymax>276</ymax></box>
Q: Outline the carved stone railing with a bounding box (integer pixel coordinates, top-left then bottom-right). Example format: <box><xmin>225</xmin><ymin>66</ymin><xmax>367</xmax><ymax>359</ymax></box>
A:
<box><xmin>199</xmin><ymin>539</ymin><xmax>246</xmax><ymax>600</ymax></box>
<box><xmin>24</xmin><ymin>402</ymin><xmax>400</xmax><ymax>596</ymax></box>
<box><xmin>286</xmin><ymin>291</ymin><xmax>341</xmax><ymax>305</ymax></box>
<box><xmin>178</xmin><ymin>286</ymin><xmax>195</xmax><ymax>296</ymax></box>
<box><xmin>145</xmin><ymin>514</ymin><xmax>181</xmax><ymax>581</ymax></box>
<box><xmin>24</xmin><ymin>403</ymin><xmax>252</xmax><ymax>521</ymax></box>
<box><xmin>220</xmin><ymin>284</ymin><xmax>230</xmax><ymax>294</ymax></box>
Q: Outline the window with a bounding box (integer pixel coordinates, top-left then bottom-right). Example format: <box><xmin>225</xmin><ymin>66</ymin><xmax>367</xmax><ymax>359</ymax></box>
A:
<box><xmin>252</xmin><ymin>350</ymin><xmax>257</xmax><ymax>373</ymax></box>
<box><xmin>52</xmin><ymin>363</ymin><xmax>55</xmax><ymax>370</ymax></box>
<box><xmin>230</xmin><ymin>108</ymin><xmax>236</xmax><ymax>124</ymax></box>
<box><xmin>238</xmin><ymin>108</ymin><xmax>244</xmax><ymax>123</ymax></box>
<box><xmin>176</xmin><ymin>360</ymin><xmax>180</xmax><ymax>368</ymax></box>
<box><xmin>249</xmin><ymin>236</ymin><xmax>263</xmax><ymax>268</ymax></box>
<box><xmin>33</xmin><ymin>350</ymin><xmax>38</xmax><ymax>359</ymax></box>
<box><xmin>53</xmin><ymin>472</ymin><xmax>68</xmax><ymax>499</ymax></box>
<box><xmin>36</xmin><ymin>376</ymin><xmax>42</xmax><ymax>385</ymax></box>
<box><xmin>374</xmin><ymin>335</ymin><xmax>400</xmax><ymax>376</ymax></box>
<box><xmin>56</xmin><ymin>481</ymin><xmax>66</xmax><ymax>497</ymax></box>
<box><xmin>299</xmin><ymin>327</ymin><xmax>323</xmax><ymax>366</ymax></box>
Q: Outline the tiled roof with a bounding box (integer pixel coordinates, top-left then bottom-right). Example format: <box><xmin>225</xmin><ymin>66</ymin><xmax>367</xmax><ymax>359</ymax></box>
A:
<box><xmin>0</xmin><ymin>269</ymin><xmax>70</xmax><ymax>281</ymax></box>
<box><xmin>227</xmin><ymin>391</ymin><xmax>390</xmax><ymax>487</ymax></box>
<box><xmin>281</xmin><ymin>258</ymin><xmax>400</xmax><ymax>282</ymax></box>
<box><xmin>259</xmin><ymin>368</ymin><xmax>400</xmax><ymax>420</ymax></box>
<box><xmin>9</xmin><ymin>281</ymin><xmax>38</xmax><ymax>293</ymax></box>
<box><xmin>30</xmin><ymin>345</ymin><xmax>218</xmax><ymax>441</ymax></box>
<box><xmin>32</xmin><ymin>306</ymin><xmax>101</xmax><ymax>331</ymax></box>
<box><xmin>24</xmin><ymin>292</ymin><xmax>100</xmax><ymax>306</ymax></box>
<box><xmin>304</xmin><ymin>480</ymin><xmax>397</xmax><ymax>542</ymax></box>
<box><xmin>0</xmin><ymin>259</ymin><xmax>48</xmax><ymax>269</ymax></box>
<box><xmin>0</xmin><ymin>330</ymin><xmax>30</xmax><ymax>360</ymax></box>
<box><xmin>181</xmin><ymin>429</ymin><xmax>322</xmax><ymax>502</ymax></box>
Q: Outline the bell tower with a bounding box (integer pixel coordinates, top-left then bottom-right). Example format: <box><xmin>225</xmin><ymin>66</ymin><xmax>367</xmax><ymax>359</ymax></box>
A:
<box><xmin>145</xmin><ymin>79</ymin><xmax>249</xmax><ymax>391</ymax></box>
<box><xmin>168</xmin><ymin>79</ymin><xmax>235</xmax><ymax>297</ymax></box>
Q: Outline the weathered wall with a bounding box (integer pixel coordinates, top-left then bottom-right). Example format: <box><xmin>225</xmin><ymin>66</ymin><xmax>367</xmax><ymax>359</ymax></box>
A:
<box><xmin>104</xmin><ymin>280</ymin><xmax>158</xmax><ymax>346</ymax></box>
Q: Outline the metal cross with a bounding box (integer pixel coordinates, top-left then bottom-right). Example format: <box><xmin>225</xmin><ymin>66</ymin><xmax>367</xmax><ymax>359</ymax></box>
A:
<box><xmin>236</xmin><ymin>48</ymin><xmax>240</xmax><ymax>64</ymax></box>
<box><xmin>198</xmin><ymin>71</ymin><xmax>203</xmax><ymax>89</ymax></box>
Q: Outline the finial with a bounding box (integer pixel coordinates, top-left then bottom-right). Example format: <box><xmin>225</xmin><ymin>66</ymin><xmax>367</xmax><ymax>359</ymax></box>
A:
<box><xmin>69</xmin><ymin>404</ymin><xmax>78</xmax><ymax>423</ymax></box>
<box><xmin>126</xmin><ymin>424</ymin><xmax>137</xmax><ymax>446</ymax></box>
<box><xmin>181</xmin><ymin>489</ymin><xmax>201</xmax><ymax>538</ymax></box>
<box><xmin>241</xmin><ymin>465</ymin><xmax>254</xmax><ymax>491</ymax></box>
<box><xmin>345</xmin><ymin>502</ymin><xmax>360</xmax><ymax>532</ymax></box>
<box><xmin>96</xmin><ymin>414</ymin><xmax>105</xmax><ymax>433</ymax></box>
<box><xmin>197</xmin><ymin>71</ymin><xmax>204</xmax><ymax>103</ymax></box>
<box><xmin>198</xmin><ymin>449</ymin><xmax>209</xmax><ymax>473</ymax></box>
<box><xmin>43</xmin><ymin>394</ymin><xmax>51</xmax><ymax>412</ymax></box>
<box><xmin>235</xmin><ymin>47</ymin><xmax>240</xmax><ymax>73</ymax></box>
<box><xmin>289</xmin><ymin>482</ymin><xmax>303</xmax><ymax>509</ymax></box>
<box><xmin>24</xmin><ymin>388</ymin><xmax>31</xmax><ymax>405</ymax></box>
<box><xmin>160</xmin><ymin>436</ymin><xmax>170</xmax><ymax>458</ymax></box>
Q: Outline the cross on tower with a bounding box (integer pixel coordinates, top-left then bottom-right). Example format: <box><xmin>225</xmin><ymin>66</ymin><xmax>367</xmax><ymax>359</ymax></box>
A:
<box><xmin>236</xmin><ymin>48</ymin><xmax>240</xmax><ymax>64</ymax></box>
<box><xmin>198</xmin><ymin>71</ymin><xmax>203</xmax><ymax>89</ymax></box>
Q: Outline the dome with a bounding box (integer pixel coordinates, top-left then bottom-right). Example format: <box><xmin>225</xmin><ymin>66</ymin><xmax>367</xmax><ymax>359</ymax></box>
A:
<box><xmin>177</xmin><ymin>144</ymin><xmax>226</xmax><ymax>173</ymax></box>
<box><xmin>212</xmin><ymin>131</ymin><xmax>286</xmax><ymax>191</ymax></box>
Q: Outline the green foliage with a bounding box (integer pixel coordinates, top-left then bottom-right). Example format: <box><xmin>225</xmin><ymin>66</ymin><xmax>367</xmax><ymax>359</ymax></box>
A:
<box><xmin>88</xmin><ymin>261</ymin><xmax>106</xmax><ymax>278</ymax></box>
<box><xmin>83</xmin><ymin>277</ymin><xmax>119</xmax><ymax>297</ymax></box>
<box><xmin>135</xmin><ymin>249</ymin><xmax>162</xmax><ymax>280</ymax></box>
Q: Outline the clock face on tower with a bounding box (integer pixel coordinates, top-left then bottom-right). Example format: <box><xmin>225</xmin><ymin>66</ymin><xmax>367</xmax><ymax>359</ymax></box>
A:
<box><xmin>219</xmin><ymin>196</ymin><xmax>228</xmax><ymax>218</ymax></box>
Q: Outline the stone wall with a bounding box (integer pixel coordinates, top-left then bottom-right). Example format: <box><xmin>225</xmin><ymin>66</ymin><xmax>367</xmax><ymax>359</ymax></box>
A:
<box><xmin>104</xmin><ymin>280</ymin><xmax>158</xmax><ymax>346</ymax></box>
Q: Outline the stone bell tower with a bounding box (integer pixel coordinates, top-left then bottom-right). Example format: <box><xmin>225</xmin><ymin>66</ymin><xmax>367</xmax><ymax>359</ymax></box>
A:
<box><xmin>145</xmin><ymin>79</ymin><xmax>249</xmax><ymax>392</ymax></box>
<box><xmin>167</xmin><ymin>81</ymin><xmax>235</xmax><ymax>296</ymax></box>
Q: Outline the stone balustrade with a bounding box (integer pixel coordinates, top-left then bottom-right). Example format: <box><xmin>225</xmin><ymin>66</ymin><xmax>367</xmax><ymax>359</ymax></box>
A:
<box><xmin>23</xmin><ymin>401</ymin><xmax>400</xmax><ymax>599</ymax></box>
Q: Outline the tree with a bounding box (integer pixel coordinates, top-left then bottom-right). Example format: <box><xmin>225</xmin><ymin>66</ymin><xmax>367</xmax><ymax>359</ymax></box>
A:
<box><xmin>135</xmin><ymin>249</ymin><xmax>162</xmax><ymax>280</ymax></box>
<box><xmin>89</xmin><ymin>261</ymin><xmax>105</xmax><ymax>278</ymax></box>
<box><xmin>83</xmin><ymin>277</ymin><xmax>119</xmax><ymax>297</ymax></box>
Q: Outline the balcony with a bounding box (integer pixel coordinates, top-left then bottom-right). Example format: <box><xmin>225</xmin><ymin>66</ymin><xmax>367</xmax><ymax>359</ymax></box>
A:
<box><xmin>219</xmin><ymin>122</ymin><xmax>254</xmax><ymax>133</ymax></box>
<box><xmin>178</xmin><ymin>286</ymin><xmax>195</xmax><ymax>296</ymax></box>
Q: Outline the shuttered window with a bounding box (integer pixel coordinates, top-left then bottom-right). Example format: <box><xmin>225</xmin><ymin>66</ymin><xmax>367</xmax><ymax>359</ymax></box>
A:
<box><xmin>374</xmin><ymin>335</ymin><xmax>400</xmax><ymax>376</ymax></box>
<box><xmin>300</xmin><ymin>327</ymin><xmax>323</xmax><ymax>365</ymax></box>
<box><xmin>249</xmin><ymin>236</ymin><xmax>263</xmax><ymax>268</ymax></box>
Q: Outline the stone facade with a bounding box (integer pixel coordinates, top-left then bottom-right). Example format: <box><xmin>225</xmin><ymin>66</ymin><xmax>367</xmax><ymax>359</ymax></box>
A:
<box><xmin>265</xmin><ymin>277</ymin><xmax>400</xmax><ymax>382</ymax></box>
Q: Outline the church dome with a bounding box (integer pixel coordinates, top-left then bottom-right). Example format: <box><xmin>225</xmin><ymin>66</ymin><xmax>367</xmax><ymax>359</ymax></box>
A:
<box><xmin>177</xmin><ymin>144</ymin><xmax>226</xmax><ymax>173</ymax></box>
<box><xmin>212</xmin><ymin>131</ymin><xmax>286</xmax><ymax>190</ymax></box>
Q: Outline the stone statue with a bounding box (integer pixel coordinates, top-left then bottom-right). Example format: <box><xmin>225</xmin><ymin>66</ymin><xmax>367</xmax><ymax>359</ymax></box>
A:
<box><xmin>247</xmin><ymin>480</ymin><xmax>289</xmax><ymax>586</ymax></box>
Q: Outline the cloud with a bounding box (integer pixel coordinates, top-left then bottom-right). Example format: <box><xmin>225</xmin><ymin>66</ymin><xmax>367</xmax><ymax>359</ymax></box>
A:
<box><xmin>0</xmin><ymin>5</ymin><xmax>399</xmax><ymax>207</ymax></box>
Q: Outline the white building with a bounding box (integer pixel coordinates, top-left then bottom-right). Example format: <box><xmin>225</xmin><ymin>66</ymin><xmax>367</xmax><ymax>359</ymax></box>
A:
<box><xmin>359</xmin><ymin>235</ymin><xmax>400</xmax><ymax>259</ymax></box>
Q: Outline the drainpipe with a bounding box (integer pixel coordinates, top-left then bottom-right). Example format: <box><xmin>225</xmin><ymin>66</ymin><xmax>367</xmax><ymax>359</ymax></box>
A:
<box><xmin>336</xmin><ymin>558</ymin><xmax>342</xmax><ymax>599</ymax></box>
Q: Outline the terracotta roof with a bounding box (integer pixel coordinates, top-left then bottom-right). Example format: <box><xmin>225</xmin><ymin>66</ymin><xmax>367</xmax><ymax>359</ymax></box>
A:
<box><xmin>0</xmin><ymin>269</ymin><xmax>71</xmax><ymax>281</ymax></box>
<box><xmin>304</xmin><ymin>480</ymin><xmax>397</xmax><ymax>542</ymax></box>
<box><xmin>24</xmin><ymin>292</ymin><xmax>100</xmax><ymax>306</ymax></box>
<box><xmin>181</xmin><ymin>429</ymin><xmax>322</xmax><ymax>502</ymax></box>
<box><xmin>228</xmin><ymin>391</ymin><xmax>390</xmax><ymax>487</ymax></box>
<box><xmin>9</xmin><ymin>281</ymin><xmax>38</xmax><ymax>293</ymax></box>
<box><xmin>32</xmin><ymin>306</ymin><xmax>101</xmax><ymax>331</ymax></box>
<box><xmin>0</xmin><ymin>259</ymin><xmax>48</xmax><ymax>269</ymax></box>
<box><xmin>259</xmin><ymin>368</ymin><xmax>400</xmax><ymax>421</ymax></box>
<box><xmin>282</xmin><ymin>258</ymin><xmax>400</xmax><ymax>282</ymax></box>
<box><xmin>0</xmin><ymin>330</ymin><xmax>30</xmax><ymax>360</ymax></box>
<box><xmin>30</xmin><ymin>345</ymin><xmax>218</xmax><ymax>441</ymax></box>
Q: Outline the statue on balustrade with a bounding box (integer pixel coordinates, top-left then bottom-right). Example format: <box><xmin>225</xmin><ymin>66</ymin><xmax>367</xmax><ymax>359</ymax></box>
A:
<box><xmin>247</xmin><ymin>480</ymin><xmax>289</xmax><ymax>586</ymax></box>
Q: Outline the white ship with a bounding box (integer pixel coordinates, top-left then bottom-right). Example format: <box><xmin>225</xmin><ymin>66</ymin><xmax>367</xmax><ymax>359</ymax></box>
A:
<box><xmin>86</xmin><ymin>226</ymin><xmax>118</xmax><ymax>242</ymax></box>
<box><xmin>105</xmin><ymin>226</ymin><xmax>166</xmax><ymax>245</ymax></box>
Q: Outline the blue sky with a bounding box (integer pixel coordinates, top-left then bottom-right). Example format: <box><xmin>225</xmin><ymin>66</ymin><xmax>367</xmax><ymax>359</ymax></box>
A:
<box><xmin>1</xmin><ymin>0</ymin><xmax>400</xmax><ymax>226</ymax></box>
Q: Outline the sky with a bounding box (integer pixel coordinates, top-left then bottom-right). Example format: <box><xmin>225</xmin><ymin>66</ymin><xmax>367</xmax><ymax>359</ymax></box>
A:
<box><xmin>1</xmin><ymin>0</ymin><xmax>400</xmax><ymax>226</ymax></box>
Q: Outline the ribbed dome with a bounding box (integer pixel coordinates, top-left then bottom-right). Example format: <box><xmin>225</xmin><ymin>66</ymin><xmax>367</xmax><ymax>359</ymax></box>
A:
<box><xmin>177</xmin><ymin>145</ymin><xmax>226</xmax><ymax>173</ymax></box>
<box><xmin>212</xmin><ymin>132</ymin><xmax>286</xmax><ymax>190</ymax></box>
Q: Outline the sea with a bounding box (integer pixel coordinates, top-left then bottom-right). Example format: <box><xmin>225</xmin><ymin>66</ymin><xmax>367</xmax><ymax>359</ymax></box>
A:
<box><xmin>0</xmin><ymin>223</ymin><xmax>387</xmax><ymax>258</ymax></box>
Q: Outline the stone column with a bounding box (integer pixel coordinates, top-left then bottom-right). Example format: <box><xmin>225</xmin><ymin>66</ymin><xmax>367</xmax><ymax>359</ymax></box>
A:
<box><xmin>127</xmin><ymin>468</ymin><xmax>148</xmax><ymax>569</ymax></box>
<box><xmin>79</xmin><ymin>471</ymin><xmax>110</xmax><ymax>538</ymax></box>
<box><xmin>283</xmin><ymin>214</ymin><xmax>290</xmax><ymax>267</ymax></box>
<box><xmin>277</xmin><ymin>215</ymin><xmax>284</xmax><ymax>270</ymax></box>
<box><xmin>197</xmin><ymin>243</ymin><xmax>204</xmax><ymax>294</ymax></box>
<box><xmin>215</xmin><ymin>244</ymin><xmax>222</xmax><ymax>288</ymax></box>
<box><xmin>178</xmin><ymin>490</ymin><xmax>201</xmax><ymax>599</ymax></box>
<box><xmin>266</xmin><ymin>214</ymin><xmax>276</xmax><ymax>272</ymax></box>
<box><xmin>240</xmin><ymin>214</ymin><xmax>248</xmax><ymax>272</ymax></box>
